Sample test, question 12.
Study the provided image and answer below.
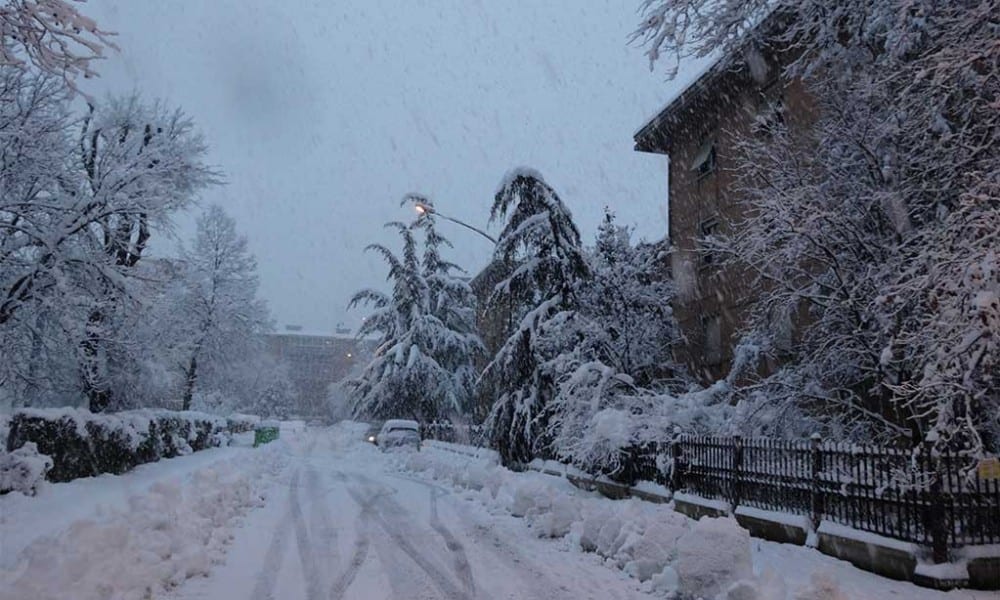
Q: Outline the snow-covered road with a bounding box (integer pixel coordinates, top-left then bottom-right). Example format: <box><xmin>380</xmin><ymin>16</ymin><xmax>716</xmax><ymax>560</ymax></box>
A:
<box><xmin>173</xmin><ymin>425</ymin><xmax>646</xmax><ymax>600</ymax></box>
<box><xmin>4</xmin><ymin>424</ymin><xmax>994</xmax><ymax>600</ymax></box>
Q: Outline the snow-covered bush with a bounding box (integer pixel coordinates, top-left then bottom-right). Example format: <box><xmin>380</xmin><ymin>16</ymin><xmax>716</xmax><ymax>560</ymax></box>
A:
<box><xmin>226</xmin><ymin>413</ymin><xmax>260</xmax><ymax>434</ymax></box>
<box><xmin>0</xmin><ymin>442</ymin><xmax>52</xmax><ymax>496</ymax></box>
<box><xmin>574</xmin><ymin>499</ymin><xmax>689</xmax><ymax>581</ymax></box>
<box><xmin>6</xmin><ymin>408</ymin><xmax>229</xmax><ymax>482</ymax></box>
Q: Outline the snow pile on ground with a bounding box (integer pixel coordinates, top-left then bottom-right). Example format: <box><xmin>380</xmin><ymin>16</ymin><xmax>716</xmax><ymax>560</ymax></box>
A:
<box><xmin>279</xmin><ymin>419</ymin><xmax>306</xmax><ymax>435</ymax></box>
<box><xmin>0</xmin><ymin>444</ymin><xmax>283</xmax><ymax>600</ymax></box>
<box><xmin>0</xmin><ymin>442</ymin><xmax>52</xmax><ymax>496</ymax></box>
<box><xmin>403</xmin><ymin>446</ymin><xmax>827</xmax><ymax>599</ymax></box>
<box><xmin>672</xmin><ymin>516</ymin><xmax>753</xmax><ymax>598</ymax></box>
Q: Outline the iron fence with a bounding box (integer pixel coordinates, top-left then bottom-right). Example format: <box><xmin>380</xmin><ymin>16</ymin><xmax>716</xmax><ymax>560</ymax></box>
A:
<box><xmin>420</xmin><ymin>425</ymin><xmax>1000</xmax><ymax>556</ymax></box>
<box><xmin>420</xmin><ymin>422</ymin><xmax>488</xmax><ymax>447</ymax></box>
<box><xmin>669</xmin><ymin>435</ymin><xmax>1000</xmax><ymax>558</ymax></box>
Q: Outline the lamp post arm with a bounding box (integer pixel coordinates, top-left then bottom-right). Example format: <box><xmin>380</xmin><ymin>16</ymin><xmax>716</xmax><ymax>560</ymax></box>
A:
<box><xmin>433</xmin><ymin>212</ymin><xmax>497</xmax><ymax>245</ymax></box>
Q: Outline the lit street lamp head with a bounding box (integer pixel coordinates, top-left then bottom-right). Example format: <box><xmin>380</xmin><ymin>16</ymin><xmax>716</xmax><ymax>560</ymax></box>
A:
<box><xmin>406</xmin><ymin>197</ymin><xmax>497</xmax><ymax>245</ymax></box>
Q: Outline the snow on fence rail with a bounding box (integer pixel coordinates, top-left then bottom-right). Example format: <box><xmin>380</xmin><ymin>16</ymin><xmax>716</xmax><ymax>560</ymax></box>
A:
<box><xmin>626</xmin><ymin>435</ymin><xmax>1000</xmax><ymax>561</ymax></box>
<box><xmin>421</xmin><ymin>425</ymin><xmax>1000</xmax><ymax>559</ymax></box>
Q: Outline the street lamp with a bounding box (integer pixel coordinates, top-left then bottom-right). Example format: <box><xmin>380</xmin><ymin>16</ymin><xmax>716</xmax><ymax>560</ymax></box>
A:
<box><xmin>413</xmin><ymin>201</ymin><xmax>497</xmax><ymax>245</ymax></box>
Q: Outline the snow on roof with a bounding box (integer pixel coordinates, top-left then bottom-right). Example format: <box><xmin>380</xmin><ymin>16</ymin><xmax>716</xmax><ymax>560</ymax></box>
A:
<box><xmin>634</xmin><ymin>8</ymin><xmax>787</xmax><ymax>151</ymax></box>
<box><xmin>633</xmin><ymin>51</ymin><xmax>724</xmax><ymax>141</ymax></box>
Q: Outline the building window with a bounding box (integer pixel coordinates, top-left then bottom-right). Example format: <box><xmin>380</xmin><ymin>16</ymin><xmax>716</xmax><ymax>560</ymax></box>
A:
<box><xmin>699</xmin><ymin>217</ymin><xmax>720</xmax><ymax>268</ymax></box>
<box><xmin>754</xmin><ymin>96</ymin><xmax>785</xmax><ymax>137</ymax></box>
<box><xmin>703</xmin><ymin>314</ymin><xmax>722</xmax><ymax>366</ymax></box>
<box><xmin>690</xmin><ymin>139</ymin><xmax>717</xmax><ymax>180</ymax></box>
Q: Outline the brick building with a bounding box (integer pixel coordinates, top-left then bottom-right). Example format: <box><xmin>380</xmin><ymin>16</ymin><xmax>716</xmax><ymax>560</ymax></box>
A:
<box><xmin>264</xmin><ymin>325</ymin><xmax>373</xmax><ymax>418</ymax></box>
<box><xmin>633</xmin><ymin>38</ymin><xmax>813</xmax><ymax>383</ymax></box>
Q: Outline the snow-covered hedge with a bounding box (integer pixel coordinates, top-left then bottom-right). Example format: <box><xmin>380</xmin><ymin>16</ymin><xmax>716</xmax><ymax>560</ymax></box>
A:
<box><xmin>0</xmin><ymin>441</ymin><xmax>52</xmax><ymax>495</ymax></box>
<box><xmin>5</xmin><ymin>408</ymin><xmax>229</xmax><ymax>483</ymax></box>
<box><xmin>226</xmin><ymin>413</ymin><xmax>260</xmax><ymax>434</ymax></box>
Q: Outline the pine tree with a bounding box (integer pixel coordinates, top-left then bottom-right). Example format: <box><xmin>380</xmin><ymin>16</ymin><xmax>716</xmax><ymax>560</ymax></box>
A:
<box><xmin>349</xmin><ymin>211</ymin><xmax>482</xmax><ymax>422</ymax></box>
<box><xmin>481</xmin><ymin>168</ymin><xmax>589</xmax><ymax>464</ymax></box>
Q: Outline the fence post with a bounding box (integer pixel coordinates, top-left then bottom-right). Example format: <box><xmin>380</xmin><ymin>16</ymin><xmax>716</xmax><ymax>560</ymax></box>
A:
<box><xmin>670</xmin><ymin>427</ymin><xmax>684</xmax><ymax>492</ymax></box>
<box><xmin>732</xmin><ymin>434</ymin><xmax>743</xmax><ymax>510</ymax></box>
<box><xmin>923</xmin><ymin>439</ymin><xmax>948</xmax><ymax>563</ymax></box>
<box><xmin>810</xmin><ymin>433</ymin><xmax>822</xmax><ymax>531</ymax></box>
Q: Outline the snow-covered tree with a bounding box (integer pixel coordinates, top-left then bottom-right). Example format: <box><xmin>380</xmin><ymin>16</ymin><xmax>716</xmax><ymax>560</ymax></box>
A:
<box><xmin>348</xmin><ymin>210</ymin><xmax>482</xmax><ymax>422</ymax></box>
<box><xmin>634</xmin><ymin>0</ymin><xmax>1000</xmax><ymax>453</ymax></box>
<box><xmin>481</xmin><ymin>168</ymin><xmax>589</xmax><ymax>464</ymax></box>
<box><xmin>541</xmin><ymin>212</ymin><xmax>690</xmax><ymax>473</ymax></box>
<box><xmin>410</xmin><ymin>195</ymin><xmax>484</xmax><ymax>416</ymax></box>
<box><xmin>73</xmin><ymin>95</ymin><xmax>216</xmax><ymax>411</ymax></box>
<box><xmin>0</xmin><ymin>0</ymin><xmax>115</xmax><ymax>86</ymax></box>
<box><xmin>194</xmin><ymin>350</ymin><xmax>297</xmax><ymax>419</ymax></box>
<box><xmin>579</xmin><ymin>211</ymin><xmax>681</xmax><ymax>385</ymax></box>
<box><xmin>0</xmin><ymin>67</ymin><xmax>216</xmax><ymax>411</ymax></box>
<box><xmin>174</xmin><ymin>205</ymin><xmax>271</xmax><ymax>410</ymax></box>
<box><xmin>0</xmin><ymin>67</ymin><xmax>77</xmax><ymax>405</ymax></box>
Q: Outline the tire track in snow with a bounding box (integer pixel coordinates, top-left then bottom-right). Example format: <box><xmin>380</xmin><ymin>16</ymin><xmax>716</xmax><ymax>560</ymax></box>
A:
<box><xmin>249</xmin><ymin>469</ymin><xmax>300</xmax><ymax>600</ymax></box>
<box><xmin>328</xmin><ymin>486</ymin><xmax>373</xmax><ymax>600</ymax></box>
<box><xmin>304</xmin><ymin>466</ymin><xmax>340</xmax><ymax>594</ymax></box>
<box><xmin>391</xmin><ymin>469</ymin><xmax>568</xmax><ymax>600</ymax></box>
<box><xmin>428</xmin><ymin>487</ymin><xmax>477</xmax><ymax>599</ymax></box>
<box><xmin>289</xmin><ymin>468</ymin><xmax>326</xmax><ymax>600</ymax></box>
<box><xmin>344</xmin><ymin>478</ymin><xmax>468</xmax><ymax>600</ymax></box>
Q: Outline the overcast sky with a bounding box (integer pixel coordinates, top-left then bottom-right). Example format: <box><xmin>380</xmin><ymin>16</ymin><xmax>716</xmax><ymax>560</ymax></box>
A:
<box><xmin>84</xmin><ymin>0</ymin><xmax>695</xmax><ymax>334</ymax></box>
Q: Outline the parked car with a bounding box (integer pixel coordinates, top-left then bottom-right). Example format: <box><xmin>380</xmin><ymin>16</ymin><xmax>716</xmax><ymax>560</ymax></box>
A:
<box><xmin>376</xmin><ymin>419</ymin><xmax>421</xmax><ymax>451</ymax></box>
<box><xmin>364</xmin><ymin>423</ymin><xmax>380</xmax><ymax>444</ymax></box>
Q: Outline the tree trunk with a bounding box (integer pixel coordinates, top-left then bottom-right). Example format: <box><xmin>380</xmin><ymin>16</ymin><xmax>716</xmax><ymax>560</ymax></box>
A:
<box><xmin>182</xmin><ymin>352</ymin><xmax>199</xmax><ymax>411</ymax></box>
<box><xmin>81</xmin><ymin>309</ymin><xmax>111</xmax><ymax>412</ymax></box>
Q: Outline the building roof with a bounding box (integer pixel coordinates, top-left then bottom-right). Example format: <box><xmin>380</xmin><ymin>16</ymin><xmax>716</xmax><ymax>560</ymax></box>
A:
<box><xmin>633</xmin><ymin>53</ymin><xmax>728</xmax><ymax>155</ymax></box>
<box><xmin>633</xmin><ymin>9</ymin><xmax>789</xmax><ymax>155</ymax></box>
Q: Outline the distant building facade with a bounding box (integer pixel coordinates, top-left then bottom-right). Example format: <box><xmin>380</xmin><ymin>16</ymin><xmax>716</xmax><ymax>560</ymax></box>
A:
<box><xmin>633</xmin><ymin>31</ymin><xmax>814</xmax><ymax>382</ymax></box>
<box><xmin>264</xmin><ymin>325</ymin><xmax>372</xmax><ymax>417</ymax></box>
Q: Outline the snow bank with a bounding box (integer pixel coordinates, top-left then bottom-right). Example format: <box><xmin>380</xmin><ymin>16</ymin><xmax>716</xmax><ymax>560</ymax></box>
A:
<box><xmin>674</xmin><ymin>516</ymin><xmax>753</xmax><ymax>598</ymax></box>
<box><xmin>279</xmin><ymin>419</ymin><xmax>306</xmax><ymax>435</ymax></box>
<box><xmin>0</xmin><ymin>442</ymin><xmax>52</xmax><ymax>496</ymax></box>
<box><xmin>403</xmin><ymin>444</ymin><xmax>782</xmax><ymax>595</ymax></box>
<box><xmin>0</xmin><ymin>444</ymin><xmax>281</xmax><ymax>600</ymax></box>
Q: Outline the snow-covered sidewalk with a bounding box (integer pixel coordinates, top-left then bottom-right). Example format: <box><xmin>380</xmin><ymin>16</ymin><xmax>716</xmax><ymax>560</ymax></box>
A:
<box><xmin>0</xmin><ymin>441</ymin><xmax>287</xmax><ymax>600</ymax></box>
<box><xmin>403</xmin><ymin>442</ymin><xmax>998</xmax><ymax>600</ymax></box>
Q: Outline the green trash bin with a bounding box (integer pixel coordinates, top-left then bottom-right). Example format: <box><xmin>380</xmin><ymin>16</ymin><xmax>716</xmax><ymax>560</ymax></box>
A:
<box><xmin>254</xmin><ymin>421</ymin><xmax>280</xmax><ymax>447</ymax></box>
